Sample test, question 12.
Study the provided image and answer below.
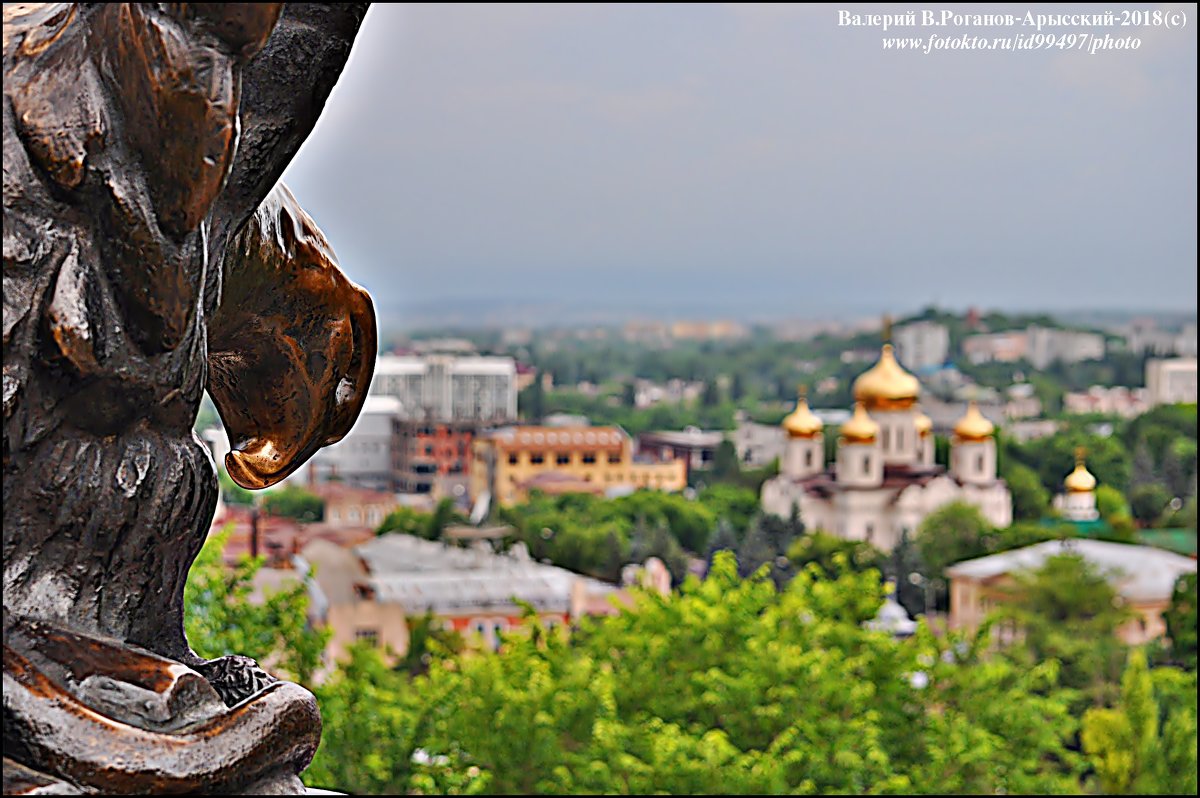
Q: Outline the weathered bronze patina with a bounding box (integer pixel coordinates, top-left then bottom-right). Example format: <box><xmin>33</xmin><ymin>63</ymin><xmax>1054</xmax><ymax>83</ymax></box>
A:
<box><xmin>3</xmin><ymin>3</ymin><xmax>373</xmax><ymax>793</ymax></box>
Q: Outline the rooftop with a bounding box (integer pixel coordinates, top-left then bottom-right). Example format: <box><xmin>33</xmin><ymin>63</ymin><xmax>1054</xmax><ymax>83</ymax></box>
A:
<box><xmin>483</xmin><ymin>426</ymin><xmax>627</xmax><ymax>451</ymax></box>
<box><xmin>945</xmin><ymin>539</ymin><xmax>1197</xmax><ymax>603</ymax></box>
<box><xmin>638</xmin><ymin>428</ymin><xmax>727</xmax><ymax>448</ymax></box>
<box><xmin>354</xmin><ymin>534</ymin><xmax>617</xmax><ymax>614</ymax></box>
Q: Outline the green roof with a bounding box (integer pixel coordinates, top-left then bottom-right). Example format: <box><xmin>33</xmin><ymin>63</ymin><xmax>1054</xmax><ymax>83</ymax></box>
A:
<box><xmin>1135</xmin><ymin>529</ymin><xmax>1198</xmax><ymax>558</ymax></box>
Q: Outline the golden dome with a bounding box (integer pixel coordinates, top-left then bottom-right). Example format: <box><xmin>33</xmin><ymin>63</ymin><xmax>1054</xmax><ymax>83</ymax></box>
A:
<box><xmin>953</xmin><ymin>401</ymin><xmax>994</xmax><ymax>442</ymax></box>
<box><xmin>1064</xmin><ymin>449</ymin><xmax>1096</xmax><ymax>493</ymax></box>
<box><xmin>840</xmin><ymin>402</ymin><xmax>879</xmax><ymax>444</ymax></box>
<box><xmin>853</xmin><ymin>344</ymin><xmax>920</xmax><ymax>410</ymax></box>
<box><xmin>783</xmin><ymin>390</ymin><xmax>823</xmax><ymax>438</ymax></box>
<box><xmin>914</xmin><ymin>411</ymin><xmax>932</xmax><ymax>438</ymax></box>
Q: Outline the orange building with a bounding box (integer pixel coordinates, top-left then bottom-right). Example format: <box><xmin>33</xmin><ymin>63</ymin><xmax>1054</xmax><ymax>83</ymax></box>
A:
<box><xmin>470</xmin><ymin>426</ymin><xmax>686</xmax><ymax>506</ymax></box>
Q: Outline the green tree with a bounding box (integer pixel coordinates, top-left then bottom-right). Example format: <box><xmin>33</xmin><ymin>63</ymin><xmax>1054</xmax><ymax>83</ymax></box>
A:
<box><xmin>704</xmin><ymin>518</ymin><xmax>738</xmax><ymax>568</ymax></box>
<box><xmin>1004</xmin><ymin>460</ymin><xmax>1051</xmax><ymax>521</ymax></box>
<box><xmin>1081</xmin><ymin>649</ymin><xmax>1198</xmax><ymax>794</ymax></box>
<box><xmin>696</xmin><ymin>483</ymin><xmax>759</xmax><ymax>540</ymax></box>
<box><xmin>1095</xmin><ymin>484</ymin><xmax>1131</xmax><ymax>523</ymax></box>
<box><xmin>184</xmin><ymin>527</ymin><xmax>329</xmax><ymax>687</ymax></box>
<box><xmin>730</xmin><ymin>371</ymin><xmax>745</xmax><ymax>401</ymax></box>
<box><xmin>993</xmin><ymin>552</ymin><xmax>1130</xmax><ymax>706</ymax></box>
<box><xmin>787</xmin><ymin>530</ymin><xmax>886</xmax><ymax>581</ymax></box>
<box><xmin>262</xmin><ymin>485</ymin><xmax>324</xmax><ymax>523</ymax></box>
<box><xmin>712</xmin><ymin>438</ymin><xmax>740</xmax><ymax>480</ymax></box>
<box><xmin>1129</xmin><ymin>439</ymin><xmax>1156</xmax><ymax>490</ymax></box>
<box><xmin>377</xmin><ymin>506</ymin><xmax>433</xmax><ymax>538</ymax></box>
<box><xmin>305</xmin><ymin>553</ymin><xmax>1089</xmax><ymax>794</ymax></box>
<box><xmin>1163</xmin><ymin>572</ymin><xmax>1197</xmax><ymax>671</ymax></box>
<box><xmin>915</xmin><ymin>502</ymin><xmax>992</xmax><ymax>607</ymax></box>
<box><xmin>1130</xmin><ymin>483</ymin><xmax>1171</xmax><ymax>526</ymax></box>
<box><xmin>427</xmin><ymin>497</ymin><xmax>463</xmax><ymax>541</ymax></box>
<box><xmin>218</xmin><ymin>467</ymin><xmax>256</xmax><ymax>506</ymax></box>
<box><xmin>399</xmin><ymin>611</ymin><xmax>465</xmax><ymax>678</ymax></box>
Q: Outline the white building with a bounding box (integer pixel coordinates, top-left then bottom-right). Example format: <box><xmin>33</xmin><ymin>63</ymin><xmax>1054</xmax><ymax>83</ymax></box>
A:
<box><xmin>1146</xmin><ymin>358</ymin><xmax>1198</xmax><ymax>407</ymax></box>
<box><xmin>893</xmin><ymin>320</ymin><xmax>949</xmax><ymax>372</ymax></box>
<box><xmin>1179</xmin><ymin>322</ymin><xmax>1197</xmax><ymax>357</ymax></box>
<box><xmin>1063</xmin><ymin>386</ymin><xmax>1149</xmax><ymax>418</ymax></box>
<box><xmin>371</xmin><ymin>355</ymin><xmax>517</xmax><ymax>423</ymax></box>
<box><xmin>761</xmin><ymin>344</ymin><xmax>1012</xmax><ymax>552</ymax></box>
<box><xmin>295</xmin><ymin>395</ymin><xmax>402</xmax><ymax>492</ymax></box>
<box><xmin>733</xmin><ymin>413</ymin><xmax>787</xmax><ymax>468</ymax></box>
<box><xmin>1122</xmin><ymin>319</ymin><xmax>1196</xmax><ymax>358</ymax></box>
<box><xmin>1026</xmin><ymin>326</ymin><xmax>1106</xmax><ymax>370</ymax></box>
<box><xmin>961</xmin><ymin>331</ymin><xmax>1028</xmax><ymax>364</ymax></box>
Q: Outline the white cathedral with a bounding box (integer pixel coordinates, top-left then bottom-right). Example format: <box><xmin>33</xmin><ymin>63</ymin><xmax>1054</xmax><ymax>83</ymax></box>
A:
<box><xmin>761</xmin><ymin>342</ymin><xmax>1013</xmax><ymax>552</ymax></box>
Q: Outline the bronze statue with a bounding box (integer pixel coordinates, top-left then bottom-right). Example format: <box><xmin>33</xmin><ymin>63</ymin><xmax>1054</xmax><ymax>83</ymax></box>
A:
<box><xmin>3</xmin><ymin>3</ymin><xmax>374</xmax><ymax>793</ymax></box>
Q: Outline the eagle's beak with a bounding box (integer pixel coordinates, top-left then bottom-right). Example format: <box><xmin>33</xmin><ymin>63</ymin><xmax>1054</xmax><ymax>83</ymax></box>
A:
<box><xmin>207</xmin><ymin>183</ymin><xmax>377</xmax><ymax>490</ymax></box>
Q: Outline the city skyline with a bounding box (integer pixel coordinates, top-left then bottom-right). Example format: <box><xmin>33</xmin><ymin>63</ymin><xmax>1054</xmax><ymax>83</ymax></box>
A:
<box><xmin>281</xmin><ymin>4</ymin><xmax>1197</xmax><ymax>322</ymax></box>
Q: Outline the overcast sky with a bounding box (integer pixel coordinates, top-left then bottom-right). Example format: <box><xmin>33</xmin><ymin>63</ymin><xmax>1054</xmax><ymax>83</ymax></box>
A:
<box><xmin>280</xmin><ymin>3</ymin><xmax>1197</xmax><ymax>324</ymax></box>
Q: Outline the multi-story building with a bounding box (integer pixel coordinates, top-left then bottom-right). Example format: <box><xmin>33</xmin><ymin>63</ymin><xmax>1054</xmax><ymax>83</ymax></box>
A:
<box><xmin>1146</xmin><ymin>358</ymin><xmax>1198</xmax><ymax>407</ymax></box>
<box><xmin>311</xmin><ymin>483</ymin><xmax>400</xmax><ymax>530</ymax></box>
<box><xmin>470</xmin><ymin>426</ymin><xmax>687</xmax><ymax>507</ymax></box>
<box><xmin>1003</xmin><ymin>383</ymin><xmax>1042</xmax><ymax>420</ymax></box>
<box><xmin>1063</xmin><ymin>386</ymin><xmax>1149</xmax><ymax>418</ymax></box>
<box><xmin>732</xmin><ymin>413</ymin><xmax>786</xmax><ymax>468</ymax></box>
<box><xmin>1026</xmin><ymin>325</ymin><xmax>1106</xmax><ymax>369</ymax></box>
<box><xmin>636</xmin><ymin>428</ymin><xmax>726</xmax><ymax>480</ymax></box>
<box><xmin>961</xmin><ymin>331</ymin><xmax>1028</xmax><ymax>364</ymax></box>
<box><xmin>761</xmin><ymin>343</ymin><xmax>1012</xmax><ymax>552</ymax></box>
<box><xmin>893</xmin><ymin>320</ymin><xmax>949</xmax><ymax>372</ymax></box>
<box><xmin>1179</xmin><ymin>322</ymin><xmax>1197</xmax><ymax>357</ymax></box>
<box><xmin>1123</xmin><ymin>318</ymin><xmax>1180</xmax><ymax>356</ymax></box>
<box><xmin>632</xmin><ymin>378</ymin><xmax>705</xmax><ymax>409</ymax></box>
<box><xmin>367</xmin><ymin>354</ymin><xmax>518</xmax><ymax>497</ymax></box>
<box><xmin>297</xmin><ymin>395</ymin><xmax>402</xmax><ymax>491</ymax></box>
<box><xmin>371</xmin><ymin>354</ymin><xmax>517</xmax><ymax>423</ymax></box>
<box><xmin>392</xmin><ymin>420</ymin><xmax>477</xmax><ymax>499</ymax></box>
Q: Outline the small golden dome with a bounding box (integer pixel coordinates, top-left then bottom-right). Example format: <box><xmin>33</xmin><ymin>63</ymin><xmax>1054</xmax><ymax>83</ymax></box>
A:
<box><xmin>953</xmin><ymin>401</ymin><xmax>994</xmax><ymax>442</ymax></box>
<box><xmin>840</xmin><ymin>402</ymin><xmax>879</xmax><ymax>444</ymax></box>
<box><xmin>853</xmin><ymin>344</ymin><xmax>920</xmax><ymax>410</ymax></box>
<box><xmin>783</xmin><ymin>391</ymin><xmax>823</xmax><ymax>438</ymax></box>
<box><xmin>914</xmin><ymin>411</ymin><xmax>932</xmax><ymax>438</ymax></box>
<box><xmin>1065</xmin><ymin>449</ymin><xmax>1096</xmax><ymax>493</ymax></box>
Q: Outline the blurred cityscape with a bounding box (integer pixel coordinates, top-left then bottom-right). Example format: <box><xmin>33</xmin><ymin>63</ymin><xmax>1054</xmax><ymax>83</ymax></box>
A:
<box><xmin>194</xmin><ymin>304</ymin><xmax>1196</xmax><ymax>669</ymax></box>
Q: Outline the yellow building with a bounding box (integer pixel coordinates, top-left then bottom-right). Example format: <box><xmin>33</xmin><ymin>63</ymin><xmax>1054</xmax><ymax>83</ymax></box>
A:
<box><xmin>470</xmin><ymin>426</ymin><xmax>687</xmax><ymax>506</ymax></box>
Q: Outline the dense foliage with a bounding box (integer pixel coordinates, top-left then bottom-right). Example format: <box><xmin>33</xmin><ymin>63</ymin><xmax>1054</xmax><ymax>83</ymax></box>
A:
<box><xmin>262</xmin><ymin>485</ymin><xmax>325</xmax><ymax>523</ymax></box>
<box><xmin>306</xmin><ymin>555</ymin><xmax>1093</xmax><ymax>794</ymax></box>
<box><xmin>186</xmin><ymin>530</ymin><xmax>1198</xmax><ymax>796</ymax></box>
<box><xmin>184</xmin><ymin>527</ymin><xmax>329</xmax><ymax>686</ymax></box>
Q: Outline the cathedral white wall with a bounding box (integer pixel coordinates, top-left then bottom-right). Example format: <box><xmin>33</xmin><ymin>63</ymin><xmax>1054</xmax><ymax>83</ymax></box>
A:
<box><xmin>951</xmin><ymin>440</ymin><xmax>996</xmax><ymax>485</ymax></box>
<box><xmin>836</xmin><ymin>442</ymin><xmax>883</xmax><ymax>487</ymax></box>
<box><xmin>873</xmin><ymin>409</ymin><xmax>919</xmax><ymax>466</ymax></box>
<box><xmin>782</xmin><ymin>435</ymin><xmax>823</xmax><ymax>480</ymax></box>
